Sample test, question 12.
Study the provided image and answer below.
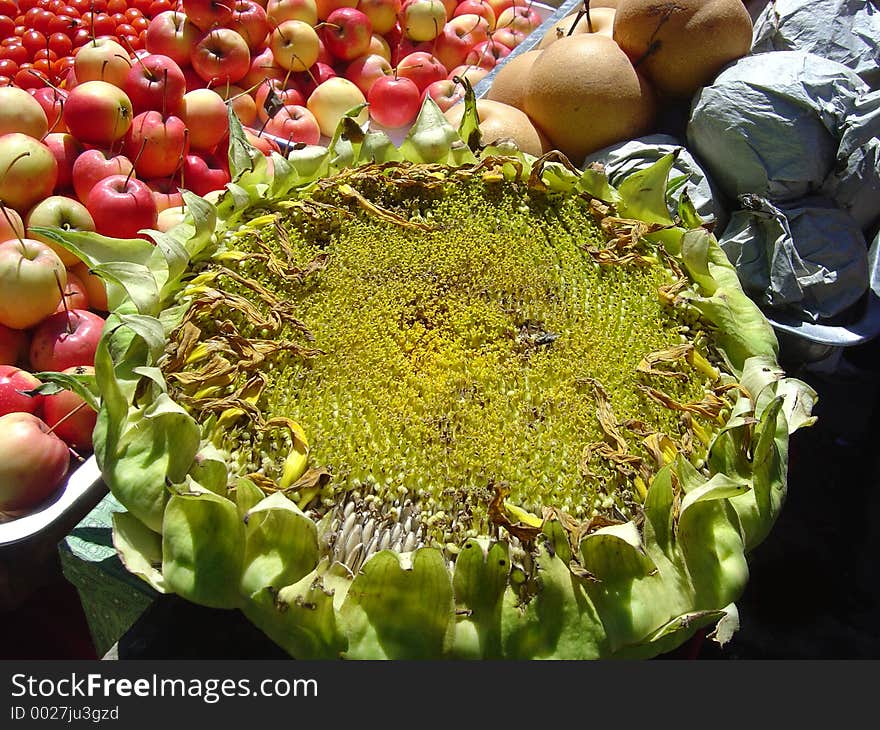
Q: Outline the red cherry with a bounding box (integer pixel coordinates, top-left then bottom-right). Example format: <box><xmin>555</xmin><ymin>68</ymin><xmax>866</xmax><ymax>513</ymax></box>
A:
<box><xmin>47</xmin><ymin>31</ymin><xmax>73</xmax><ymax>56</ymax></box>
<box><xmin>0</xmin><ymin>44</ymin><xmax>28</xmax><ymax>64</ymax></box>
<box><xmin>0</xmin><ymin>15</ymin><xmax>15</xmax><ymax>38</ymax></box>
<box><xmin>32</xmin><ymin>8</ymin><xmax>56</xmax><ymax>33</ymax></box>
<box><xmin>21</xmin><ymin>29</ymin><xmax>48</xmax><ymax>57</ymax></box>
<box><xmin>48</xmin><ymin>13</ymin><xmax>80</xmax><ymax>35</ymax></box>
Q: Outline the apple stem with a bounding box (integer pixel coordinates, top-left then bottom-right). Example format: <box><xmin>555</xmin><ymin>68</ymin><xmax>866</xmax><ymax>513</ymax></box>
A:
<box><xmin>54</xmin><ymin>270</ymin><xmax>74</xmax><ymax>333</ymax></box>
<box><xmin>126</xmin><ymin>139</ymin><xmax>148</xmax><ymax>190</ymax></box>
<box><xmin>0</xmin><ymin>199</ymin><xmax>25</xmax><ymax>246</ymax></box>
<box><xmin>46</xmin><ymin>399</ymin><xmax>89</xmax><ymax>436</ymax></box>
<box><xmin>162</xmin><ymin>68</ymin><xmax>168</xmax><ymax>117</ymax></box>
<box><xmin>128</xmin><ymin>42</ymin><xmax>154</xmax><ymax>79</ymax></box>
<box><xmin>2</xmin><ymin>151</ymin><xmax>32</xmax><ymax>189</ymax></box>
<box><xmin>42</xmin><ymin>97</ymin><xmax>64</xmax><ymax>140</ymax></box>
<box><xmin>117</xmin><ymin>35</ymin><xmax>139</xmax><ymax>65</ymax></box>
<box><xmin>29</xmin><ymin>71</ymin><xmax>65</xmax><ymax>94</ymax></box>
<box><xmin>174</xmin><ymin>128</ymin><xmax>188</xmax><ymax>191</ymax></box>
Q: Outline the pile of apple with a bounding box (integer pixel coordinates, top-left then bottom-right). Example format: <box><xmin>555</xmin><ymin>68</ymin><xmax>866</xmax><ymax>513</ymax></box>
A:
<box><xmin>0</xmin><ymin>0</ymin><xmax>553</xmax><ymax>518</ymax></box>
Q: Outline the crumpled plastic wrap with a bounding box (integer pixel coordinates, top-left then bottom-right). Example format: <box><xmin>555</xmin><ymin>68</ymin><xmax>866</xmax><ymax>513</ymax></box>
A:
<box><xmin>752</xmin><ymin>0</ymin><xmax>880</xmax><ymax>90</ymax></box>
<box><xmin>583</xmin><ymin>133</ymin><xmax>728</xmax><ymax>230</ymax></box>
<box><xmin>686</xmin><ymin>51</ymin><xmax>880</xmax><ymax>232</ymax></box>
<box><xmin>718</xmin><ymin>195</ymin><xmax>869</xmax><ymax>323</ymax></box>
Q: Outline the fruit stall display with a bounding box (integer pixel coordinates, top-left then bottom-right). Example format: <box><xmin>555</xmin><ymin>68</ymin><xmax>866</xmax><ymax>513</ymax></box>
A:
<box><xmin>0</xmin><ymin>0</ymin><xmax>877</xmax><ymax>657</ymax></box>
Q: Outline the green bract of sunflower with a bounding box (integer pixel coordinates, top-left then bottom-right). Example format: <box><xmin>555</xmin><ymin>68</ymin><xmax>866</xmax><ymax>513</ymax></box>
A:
<box><xmin>35</xmin><ymin>93</ymin><xmax>817</xmax><ymax>660</ymax></box>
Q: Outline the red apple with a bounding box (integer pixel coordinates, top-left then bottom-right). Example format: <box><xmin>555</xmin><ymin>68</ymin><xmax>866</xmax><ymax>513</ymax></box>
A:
<box><xmin>400</xmin><ymin>0</ymin><xmax>447</xmax><ymax>42</ymax></box>
<box><xmin>30</xmin><ymin>86</ymin><xmax>68</xmax><ymax>135</ymax></box>
<box><xmin>447</xmin><ymin>63</ymin><xmax>489</xmax><ymax>85</ymax></box>
<box><xmin>72</xmin><ymin>149</ymin><xmax>135</xmax><ymax>204</ymax></box>
<box><xmin>0</xmin><ymin>86</ymin><xmax>48</xmax><ymax>139</ymax></box>
<box><xmin>0</xmin><ymin>133</ymin><xmax>58</xmax><ymax>216</ymax></box>
<box><xmin>395</xmin><ymin>50</ymin><xmax>447</xmax><ymax>92</ymax></box>
<box><xmin>63</xmin><ymin>80</ymin><xmax>134</xmax><ymax>148</ymax></box>
<box><xmin>29</xmin><ymin>308</ymin><xmax>106</xmax><ymax>372</ymax></box>
<box><xmin>42</xmin><ymin>133</ymin><xmax>83</xmax><ymax>193</ymax></box>
<box><xmin>181</xmin><ymin>88</ymin><xmax>230</xmax><ymax>151</ymax></box>
<box><xmin>358</xmin><ymin>0</ymin><xmax>400</xmax><ymax>35</ymax></box>
<box><xmin>368</xmin><ymin>73</ymin><xmax>420</xmax><ymax>128</ymax></box>
<box><xmin>213</xmin><ymin>83</ymin><xmax>258</xmax><ymax>126</ymax></box>
<box><xmin>145</xmin><ymin>10</ymin><xmax>203</xmax><ymax>68</ymax></box>
<box><xmin>25</xmin><ymin>196</ymin><xmax>95</xmax><ymax>269</ymax></box>
<box><xmin>0</xmin><ymin>324</ymin><xmax>28</xmax><ymax>367</ymax></box>
<box><xmin>263</xmin><ymin>104</ymin><xmax>321</xmax><ymax>145</ymax></box>
<box><xmin>253</xmin><ymin>79</ymin><xmax>300</xmax><ymax>120</ymax></box>
<box><xmin>293</xmin><ymin>61</ymin><xmax>336</xmax><ymax>97</ymax></box>
<box><xmin>123</xmin><ymin>110</ymin><xmax>189</xmax><ymax>180</ymax></box>
<box><xmin>239</xmin><ymin>45</ymin><xmax>287</xmax><ymax>89</ymax></box>
<box><xmin>85</xmin><ymin>174</ymin><xmax>159</xmax><ymax>240</ymax></box>
<box><xmin>495</xmin><ymin>4</ymin><xmax>541</xmax><ymax>33</ymax></box>
<box><xmin>267</xmin><ymin>0</ymin><xmax>318</xmax><ymax>26</ymax></box>
<box><xmin>244</xmin><ymin>128</ymin><xmax>282</xmax><ymax>155</ymax></box>
<box><xmin>0</xmin><ymin>411</ymin><xmax>70</xmax><ymax>512</ymax></box>
<box><xmin>345</xmin><ymin>52</ymin><xmax>392</xmax><ymax>96</ymax></box>
<box><xmin>465</xmin><ymin>37</ymin><xmax>510</xmax><ymax>69</ymax></box>
<box><xmin>306</xmin><ymin>76</ymin><xmax>368</xmax><ymax>137</ymax></box>
<box><xmin>421</xmin><ymin>77</ymin><xmax>464</xmax><ymax>111</ymax></box>
<box><xmin>147</xmin><ymin>177</ymin><xmax>185</xmax><ymax>212</ymax></box>
<box><xmin>182</xmin><ymin>150</ymin><xmax>230</xmax><ymax>195</ymax></box>
<box><xmin>183</xmin><ymin>0</ymin><xmax>236</xmax><ymax>32</ymax></box>
<box><xmin>454</xmin><ymin>0</ymin><xmax>496</xmax><ymax>29</ymax></box>
<box><xmin>432</xmin><ymin>12</ymin><xmax>490</xmax><ymax>70</ymax></box>
<box><xmin>491</xmin><ymin>25</ymin><xmax>527</xmax><ymax>50</ymax></box>
<box><xmin>0</xmin><ymin>205</ymin><xmax>25</xmax><ymax>243</ymax></box>
<box><xmin>315</xmin><ymin>0</ymin><xmax>357</xmax><ymax>20</ymax></box>
<box><xmin>226</xmin><ymin>0</ymin><xmax>270</xmax><ymax>51</ymax></box>
<box><xmin>191</xmin><ymin>26</ymin><xmax>251</xmax><ymax>84</ymax></box>
<box><xmin>367</xmin><ymin>33</ymin><xmax>392</xmax><ymax>61</ymax></box>
<box><xmin>55</xmin><ymin>270</ymin><xmax>90</xmax><ymax>312</ymax></box>
<box><xmin>323</xmin><ymin>7</ymin><xmax>373</xmax><ymax>62</ymax></box>
<box><xmin>0</xmin><ymin>364</ymin><xmax>43</xmax><ymax>417</ymax></box>
<box><xmin>73</xmin><ymin>37</ymin><xmax>132</xmax><ymax>87</ymax></box>
<box><xmin>124</xmin><ymin>53</ymin><xmax>188</xmax><ymax>116</ymax></box>
<box><xmin>269</xmin><ymin>19</ymin><xmax>321</xmax><ymax>72</ymax></box>
<box><xmin>41</xmin><ymin>365</ymin><xmax>97</xmax><ymax>452</ymax></box>
<box><xmin>0</xmin><ymin>238</ymin><xmax>66</xmax><ymax>330</ymax></box>
<box><xmin>71</xmin><ymin>261</ymin><xmax>108</xmax><ymax>312</ymax></box>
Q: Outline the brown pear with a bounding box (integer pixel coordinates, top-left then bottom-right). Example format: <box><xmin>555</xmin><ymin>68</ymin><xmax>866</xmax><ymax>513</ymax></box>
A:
<box><xmin>443</xmin><ymin>99</ymin><xmax>550</xmax><ymax>157</ymax></box>
<box><xmin>523</xmin><ymin>33</ymin><xmax>655</xmax><ymax>165</ymax></box>
<box><xmin>537</xmin><ymin>7</ymin><xmax>616</xmax><ymax>49</ymax></box>
<box><xmin>612</xmin><ymin>0</ymin><xmax>753</xmax><ymax>99</ymax></box>
<box><xmin>485</xmin><ymin>50</ymin><xmax>542</xmax><ymax>112</ymax></box>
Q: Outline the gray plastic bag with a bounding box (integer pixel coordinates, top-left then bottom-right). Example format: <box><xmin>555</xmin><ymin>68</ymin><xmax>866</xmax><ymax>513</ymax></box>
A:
<box><xmin>820</xmin><ymin>90</ymin><xmax>880</xmax><ymax>232</ymax></box>
<box><xmin>718</xmin><ymin>195</ymin><xmax>869</xmax><ymax>323</ymax></box>
<box><xmin>583</xmin><ymin>134</ymin><xmax>728</xmax><ymax>230</ymax></box>
<box><xmin>752</xmin><ymin>0</ymin><xmax>880</xmax><ymax>90</ymax></box>
<box><xmin>687</xmin><ymin>51</ymin><xmax>880</xmax><ymax>232</ymax></box>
